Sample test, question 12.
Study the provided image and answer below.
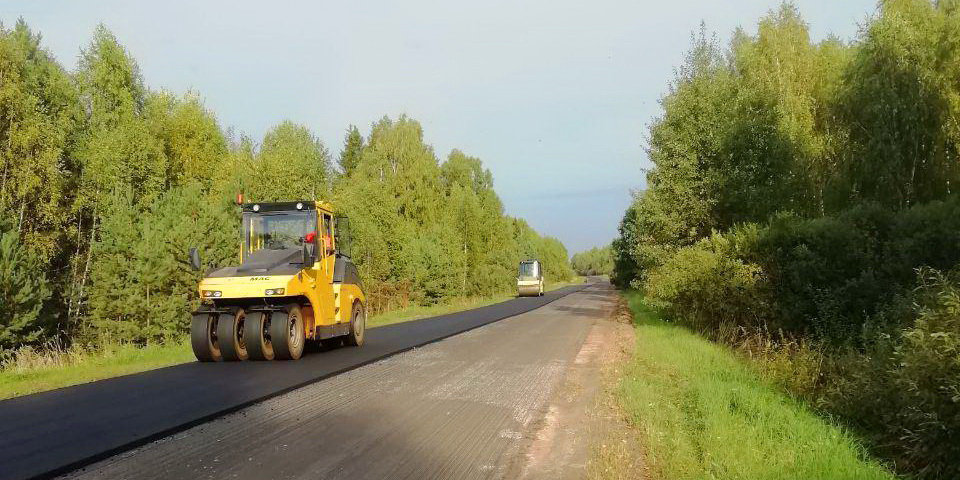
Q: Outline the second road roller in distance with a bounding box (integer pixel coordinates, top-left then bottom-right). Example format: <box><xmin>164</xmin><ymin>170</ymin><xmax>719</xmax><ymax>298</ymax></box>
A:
<box><xmin>517</xmin><ymin>259</ymin><xmax>544</xmax><ymax>297</ymax></box>
<box><xmin>188</xmin><ymin>200</ymin><xmax>365</xmax><ymax>362</ymax></box>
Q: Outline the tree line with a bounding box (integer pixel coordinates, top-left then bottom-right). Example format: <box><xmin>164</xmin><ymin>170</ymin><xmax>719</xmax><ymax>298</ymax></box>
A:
<box><xmin>570</xmin><ymin>245</ymin><xmax>612</xmax><ymax>276</ymax></box>
<box><xmin>0</xmin><ymin>20</ymin><xmax>573</xmax><ymax>351</ymax></box>
<box><xmin>611</xmin><ymin>1</ymin><xmax>960</xmax><ymax>477</ymax></box>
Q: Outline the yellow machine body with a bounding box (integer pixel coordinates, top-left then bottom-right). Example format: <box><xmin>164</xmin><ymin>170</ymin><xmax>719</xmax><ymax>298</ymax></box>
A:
<box><xmin>196</xmin><ymin>201</ymin><xmax>364</xmax><ymax>348</ymax></box>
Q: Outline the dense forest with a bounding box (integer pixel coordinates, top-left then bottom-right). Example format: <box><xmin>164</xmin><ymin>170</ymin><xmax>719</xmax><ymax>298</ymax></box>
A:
<box><xmin>611</xmin><ymin>1</ymin><xmax>959</xmax><ymax>477</ymax></box>
<box><xmin>570</xmin><ymin>245</ymin><xmax>613</xmax><ymax>276</ymax></box>
<box><xmin>0</xmin><ymin>21</ymin><xmax>573</xmax><ymax>351</ymax></box>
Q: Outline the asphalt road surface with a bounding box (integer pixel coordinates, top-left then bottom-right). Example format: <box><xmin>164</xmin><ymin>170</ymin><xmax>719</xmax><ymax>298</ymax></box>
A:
<box><xmin>59</xmin><ymin>282</ymin><xmax>616</xmax><ymax>480</ymax></box>
<box><xmin>0</xmin><ymin>284</ymin><xmax>591</xmax><ymax>480</ymax></box>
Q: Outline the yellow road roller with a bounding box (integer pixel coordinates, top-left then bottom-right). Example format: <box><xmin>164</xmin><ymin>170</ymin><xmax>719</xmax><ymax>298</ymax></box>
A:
<box><xmin>517</xmin><ymin>259</ymin><xmax>544</xmax><ymax>297</ymax></box>
<box><xmin>188</xmin><ymin>200</ymin><xmax>365</xmax><ymax>361</ymax></box>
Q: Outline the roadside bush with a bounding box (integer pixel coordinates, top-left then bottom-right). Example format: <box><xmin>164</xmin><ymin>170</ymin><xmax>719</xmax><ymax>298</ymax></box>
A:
<box><xmin>642</xmin><ymin>203</ymin><xmax>960</xmax><ymax>479</ymax></box>
<box><xmin>752</xmin><ymin>206</ymin><xmax>892</xmax><ymax>339</ymax></box>
<box><xmin>679</xmin><ymin>265</ymin><xmax>960</xmax><ymax>478</ymax></box>
<box><xmin>645</xmin><ymin>230</ymin><xmax>771</xmax><ymax>334</ymax></box>
<box><xmin>610</xmin><ymin>3</ymin><xmax>960</xmax><ymax>476</ymax></box>
<box><xmin>734</xmin><ymin>330</ymin><xmax>826</xmax><ymax>404</ymax></box>
<box><xmin>794</xmin><ymin>269</ymin><xmax>960</xmax><ymax>479</ymax></box>
<box><xmin>883</xmin><ymin>198</ymin><xmax>960</xmax><ymax>284</ymax></box>
<box><xmin>750</xmin><ymin>198</ymin><xmax>960</xmax><ymax>342</ymax></box>
<box><xmin>885</xmin><ymin>270</ymin><xmax>960</xmax><ymax>476</ymax></box>
<box><xmin>0</xmin><ymin>220</ymin><xmax>53</xmax><ymax>350</ymax></box>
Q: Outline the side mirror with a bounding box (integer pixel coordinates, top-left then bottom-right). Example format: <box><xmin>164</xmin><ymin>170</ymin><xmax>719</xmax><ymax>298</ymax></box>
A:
<box><xmin>189</xmin><ymin>248</ymin><xmax>202</xmax><ymax>271</ymax></box>
<box><xmin>302</xmin><ymin>243</ymin><xmax>315</xmax><ymax>265</ymax></box>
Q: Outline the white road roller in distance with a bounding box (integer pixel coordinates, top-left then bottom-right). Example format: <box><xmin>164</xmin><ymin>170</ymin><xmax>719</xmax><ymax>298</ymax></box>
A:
<box><xmin>516</xmin><ymin>259</ymin><xmax>544</xmax><ymax>297</ymax></box>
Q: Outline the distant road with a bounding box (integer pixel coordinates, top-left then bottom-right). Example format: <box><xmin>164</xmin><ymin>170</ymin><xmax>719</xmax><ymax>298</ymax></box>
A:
<box><xmin>61</xmin><ymin>281</ymin><xmax>617</xmax><ymax>480</ymax></box>
<box><xmin>0</xmin><ymin>284</ymin><xmax>589</xmax><ymax>480</ymax></box>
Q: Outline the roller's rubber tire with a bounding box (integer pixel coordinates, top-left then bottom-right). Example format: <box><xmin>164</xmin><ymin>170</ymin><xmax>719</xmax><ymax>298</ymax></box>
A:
<box><xmin>191</xmin><ymin>313</ymin><xmax>221</xmax><ymax>362</ymax></box>
<box><xmin>243</xmin><ymin>311</ymin><xmax>274</xmax><ymax>361</ymax></box>
<box><xmin>271</xmin><ymin>305</ymin><xmax>305</xmax><ymax>361</ymax></box>
<box><xmin>217</xmin><ymin>309</ymin><xmax>248</xmax><ymax>361</ymax></box>
<box><xmin>344</xmin><ymin>301</ymin><xmax>365</xmax><ymax>347</ymax></box>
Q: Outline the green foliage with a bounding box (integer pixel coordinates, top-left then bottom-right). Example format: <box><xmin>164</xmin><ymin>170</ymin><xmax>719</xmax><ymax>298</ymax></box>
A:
<box><xmin>744</xmin><ymin>198</ymin><xmax>960</xmax><ymax>340</ymax></box>
<box><xmin>835</xmin><ymin>0</ymin><xmax>960</xmax><ymax>210</ymax></box>
<box><xmin>618</xmin><ymin>290</ymin><xmax>894</xmax><ymax>480</ymax></box>
<box><xmin>0</xmin><ymin>20</ymin><xmax>79</xmax><ymax>262</ymax></box>
<box><xmin>536</xmin><ymin>236</ymin><xmax>574</xmax><ymax>282</ymax></box>
<box><xmin>780</xmin><ymin>269</ymin><xmax>960</xmax><ymax>479</ymax></box>
<box><xmin>441</xmin><ymin>149</ymin><xmax>516</xmax><ymax>295</ymax></box>
<box><xmin>611</xmin><ymin>202</ymin><xmax>641</xmax><ymax>287</ymax></box>
<box><xmin>570</xmin><ymin>245</ymin><xmax>613</xmax><ymax>276</ymax></box>
<box><xmin>639</xmin><ymin>199</ymin><xmax>960</xmax><ymax>479</ymax></box>
<box><xmin>337</xmin><ymin>125</ymin><xmax>364</xmax><ymax>177</ymax></box>
<box><xmin>247</xmin><ymin>120</ymin><xmax>331</xmax><ymax>201</ymax></box>
<box><xmin>630</xmin><ymin>8</ymin><xmax>852</xmax><ymax>275</ymax></box>
<box><xmin>644</xmin><ymin>229</ymin><xmax>770</xmax><ymax>334</ymax></box>
<box><xmin>0</xmin><ymin>219</ymin><xmax>52</xmax><ymax>349</ymax></box>
<box><xmin>882</xmin><ymin>270</ymin><xmax>960</xmax><ymax>476</ymax></box>
<box><xmin>0</xmin><ymin>20</ymin><xmax>574</xmax><ymax>360</ymax></box>
<box><xmin>87</xmin><ymin>184</ymin><xmax>236</xmax><ymax>343</ymax></box>
<box><xmin>144</xmin><ymin>91</ymin><xmax>228</xmax><ymax>188</ymax></box>
<box><xmin>335</xmin><ymin>117</ymin><xmax>572</xmax><ymax>311</ymax></box>
<box><xmin>75</xmin><ymin>25</ymin><xmax>167</xmax><ymax>208</ymax></box>
<box><xmin>613</xmin><ymin>4</ymin><xmax>960</xmax><ymax>477</ymax></box>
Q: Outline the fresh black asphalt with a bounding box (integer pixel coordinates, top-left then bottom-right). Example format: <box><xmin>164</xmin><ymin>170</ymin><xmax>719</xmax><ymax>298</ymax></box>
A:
<box><xmin>62</xmin><ymin>282</ymin><xmax>616</xmax><ymax>480</ymax></box>
<box><xmin>0</xmin><ymin>285</ymin><xmax>586</xmax><ymax>480</ymax></box>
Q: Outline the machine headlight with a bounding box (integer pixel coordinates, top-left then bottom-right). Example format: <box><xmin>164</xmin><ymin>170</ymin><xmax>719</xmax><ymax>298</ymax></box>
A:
<box><xmin>202</xmin><ymin>290</ymin><xmax>222</xmax><ymax>298</ymax></box>
<box><xmin>265</xmin><ymin>288</ymin><xmax>285</xmax><ymax>296</ymax></box>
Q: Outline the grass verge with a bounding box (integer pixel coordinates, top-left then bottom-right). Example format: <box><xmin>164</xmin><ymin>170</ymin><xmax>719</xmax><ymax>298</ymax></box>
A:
<box><xmin>613</xmin><ymin>290</ymin><xmax>894</xmax><ymax>480</ymax></box>
<box><xmin>0</xmin><ymin>340</ymin><xmax>193</xmax><ymax>400</ymax></box>
<box><xmin>0</xmin><ymin>277</ymin><xmax>586</xmax><ymax>400</ymax></box>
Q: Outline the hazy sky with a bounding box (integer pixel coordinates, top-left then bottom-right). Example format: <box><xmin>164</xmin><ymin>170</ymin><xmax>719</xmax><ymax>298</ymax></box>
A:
<box><xmin>2</xmin><ymin>0</ymin><xmax>878</xmax><ymax>253</ymax></box>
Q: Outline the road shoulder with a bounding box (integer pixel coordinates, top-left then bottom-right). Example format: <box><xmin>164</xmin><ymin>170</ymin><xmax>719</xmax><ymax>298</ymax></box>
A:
<box><xmin>514</xmin><ymin>286</ymin><xmax>646</xmax><ymax>480</ymax></box>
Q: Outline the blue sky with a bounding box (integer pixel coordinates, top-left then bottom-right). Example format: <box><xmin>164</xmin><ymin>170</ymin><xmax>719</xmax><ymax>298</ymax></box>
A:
<box><xmin>2</xmin><ymin>0</ymin><xmax>878</xmax><ymax>253</ymax></box>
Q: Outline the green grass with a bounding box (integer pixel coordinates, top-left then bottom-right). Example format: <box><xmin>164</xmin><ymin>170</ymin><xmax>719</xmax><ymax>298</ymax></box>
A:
<box><xmin>0</xmin><ymin>278</ymin><xmax>586</xmax><ymax>400</ymax></box>
<box><xmin>0</xmin><ymin>340</ymin><xmax>193</xmax><ymax>400</ymax></box>
<box><xmin>616</xmin><ymin>290</ymin><xmax>894</xmax><ymax>480</ymax></box>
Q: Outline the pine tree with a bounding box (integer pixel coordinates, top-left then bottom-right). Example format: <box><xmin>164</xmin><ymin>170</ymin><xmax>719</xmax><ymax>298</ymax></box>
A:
<box><xmin>0</xmin><ymin>218</ymin><xmax>52</xmax><ymax>348</ymax></box>
<box><xmin>88</xmin><ymin>184</ymin><xmax>237</xmax><ymax>342</ymax></box>
<box><xmin>337</xmin><ymin>125</ymin><xmax>364</xmax><ymax>176</ymax></box>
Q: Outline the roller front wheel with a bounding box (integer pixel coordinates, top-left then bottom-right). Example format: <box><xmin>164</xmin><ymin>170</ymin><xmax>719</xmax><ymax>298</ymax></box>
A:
<box><xmin>191</xmin><ymin>313</ymin><xmax>221</xmax><ymax>362</ymax></box>
<box><xmin>243</xmin><ymin>311</ymin><xmax>274</xmax><ymax>361</ymax></box>
<box><xmin>217</xmin><ymin>309</ymin><xmax>249</xmax><ymax>361</ymax></box>
<box><xmin>271</xmin><ymin>305</ymin><xmax>305</xmax><ymax>360</ymax></box>
<box><xmin>344</xmin><ymin>302</ymin><xmax>365</xmax><ymax>347</ymax></box>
